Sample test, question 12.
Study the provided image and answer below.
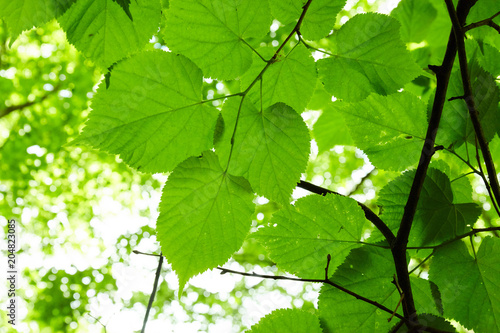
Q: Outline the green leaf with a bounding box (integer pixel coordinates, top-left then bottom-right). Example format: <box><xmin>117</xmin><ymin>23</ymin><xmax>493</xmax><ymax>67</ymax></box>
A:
<box><xmin>163</xmin><ymin>0</ymin><xmax>271</xmax><ymax>80</ymax></box>
<box><xmin>313</xmin><ymin>104</ymin><xmax>354</xmax><ymax>153</ymax></box>
<box><xmin>430</xmin><ymin>237</ymin><xmax>500</xmax><ymax>332</ymax></box>
<box><xmin>73</xmin><ymin>51</ymin><xmax>219</xmax><ymax>173</ymax></box>
<box><xmin>391</xmin><ymin>0</ymin><xmax>437</xmax><ymax>43</ymax></box>
<box><xmin>430</xmin><ymin>159</ymin><xmax>476</xmax><ymax>204</ymax></box>
<box><xmin>269</xmin><ymin>0</ymin><xmax>345</xmax><ymax>40</ymax></box>
<box><xmin>392</xmin><ymin>314</ymin><xmax>455</xmax><ymax>332</ymax></box>
<box><xmin>436</xmin><ymin>62</ymin><xmax>500</xmax><ymax>149</ymax></box>
<box><xmin>307</xmin><ymin>80</ymin><xmax>333</xmax><ymax>110</ymax></box>
<box><xmin>377</xmin><ymin>168</ymin><xmax>481</xmax><ymax>247</ymax></box>
<box><xmin>0</xmin><ymin>0</ymin><xmax>75</xmax><ymax>42</ymax></box>
<box><xmin>217</xmin><ymin>99</ymin><xmax>310</xmax><ymax>204</ymax></box>
<box><xmin>318</xmin><ymin>246</ymin><xmax>399</xmax><ymax>332</ymax></box>
<box><xmin>338</xmin><ymin>92</ymin><xmax>427</xmax><ymax>171</ymax></box>
<box><xmin>112</xmin><ymin>0</ymin><xmax>133</xmax><ymax>20</ymax></box>
<box><xmin>318</xmin><ymin>13</ymin><xmax>422</xmax><ymax>102</ymax></box>
<box><xmin>424</xmin><ymin>1</ymin><xmax>451</xmax><ymax>64</ymax></box>
<box><xmin>58</xmin><ymin>0</ymin><xmax>160</xmax><ymax>68</ymax></box>
<box><xmin>411</xmin><ymin>277</ymin><xmax>442</xmax><ymax>316</ymax></box>
<box><xmin>156</xmin><ymin>151</ymin><xmax>254</xmax><ymax>294</ymax></box>
<box><xmin>247</xmin><ymin>308</ymin><xmax>322</xmax><ymax>333</ymax></box>
<box><xmin>242</xmin><ymin>44</ymin><xmax>317</xmax><ymax>114</ymax></box>
<box><xmin>466</xmin><ymin>0</ymin><xmax>500</xmax><ymax>47</ymax></box>
<box><xmin>253</xmin><ymin>194</ymin><xmax>367</xmax><ymax>279</ymax></box>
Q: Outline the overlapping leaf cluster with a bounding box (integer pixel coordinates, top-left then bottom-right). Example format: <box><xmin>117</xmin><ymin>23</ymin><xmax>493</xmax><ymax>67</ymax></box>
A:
<box><xmin>4</xmin><ymin>0</ymin><xmax>500</xmax><ymax>331</ymax></box>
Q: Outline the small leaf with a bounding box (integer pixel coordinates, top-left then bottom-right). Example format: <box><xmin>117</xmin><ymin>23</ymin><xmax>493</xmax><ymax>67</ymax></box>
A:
<box><xmin>411</xmin><ymin>277</ymin><xmax>442</xmax><ymax>316</ymax></box>
<box><xmin>247</xmin><ymin>308</ymin><xmax>322</xmax><ymax>333</ymax></box>
<box><xmin>430</xmin><ymin>237</ymin><xmax>500</xmax><ymax>332</ymax></box>
<box><xmin>163</xmin><ymin>0</ymin><xmax>271</xmax><ymax>80</ymax></box>
<box><xmin>253</xmin><ymin>194</ymin><xmax>367</xmax><ymax>279</ymax></box>
<box><xmin>156</xmin><ymin>151</ymin><xmax>255</xmax><ymax>294</ymax></box>
<box><xmin>318</xmin><ymin>13</ymin><xmax>422</xmax><ymax>102</ymax></box>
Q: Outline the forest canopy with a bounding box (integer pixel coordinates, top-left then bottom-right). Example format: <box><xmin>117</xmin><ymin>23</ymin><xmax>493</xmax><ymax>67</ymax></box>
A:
<box><xmin>1</xmin><ymin>0</ymin><xmax>500</xmax><ymax>332</ymax></box>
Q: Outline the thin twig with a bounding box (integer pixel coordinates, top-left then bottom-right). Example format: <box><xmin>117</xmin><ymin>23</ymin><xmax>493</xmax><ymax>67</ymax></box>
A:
<box><xmin>141</xmin><ymin>252</ymin><xmax>164</xmax><ymax>333</ymax></box>
<box><xmin>216</xmin><ymin>266</ymin><xmax>406</xmax><ymax>322</ymax></box>
<box><xmin>86</xmin><ymin>313</ymin><xmax>107</xmax><ymax>333</ymax></box>
<box><xmin>464</xmin><ymin>10</ymin><xmax>500</xmax><ymax>33</ymax></box>
<box><xmin>297</xmin><ymin>180</ymin><xmax>396</xmax><ymax>246</ymax></box>
<box><xmin>408</xmin><ymin>251</ymin><xmax>434</xmax><ymax>275</ymax></box>
<box><xmin>133</xmin><ymin>250</ymin><xmax>162</xmax><ymax>257</ymax></box>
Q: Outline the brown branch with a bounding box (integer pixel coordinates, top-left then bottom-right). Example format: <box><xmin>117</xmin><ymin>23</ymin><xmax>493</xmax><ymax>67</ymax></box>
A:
<box><xmin>464</xmin><ymin>10</ymin><xmax>500</xmax><ymax>33</ymax></box>
<box><xmin>217</xmin><ymin>266</ymin><xmax>406</xmax><ymax>322</ymax></box>
<box><xmin>445</xmin><ymin>0</ymin><xmax>500</xmax><ymax>211</ymax></box>
<box><xmin>0</xmin><ymin>85</ymin><xmax>61</xmax><ymax>119</ymax></box>
<box><xmin>140</xmin><ymin>252</ymin><xmax>163</xmax><ymax>333</ymax></box>
<box><xmin>392</xmin><ymin>0</ymin><xmax>476</xmax><ymax>325</ymax></box>
<box><xmin>217</xmin><ymin>266</ymin><xmax>452</xmax><ymax>333</ymax></box>
<box><xmin>297</xmin><ymin>180</ymin><xmax>396</xmax><ymax>246</ymax></box>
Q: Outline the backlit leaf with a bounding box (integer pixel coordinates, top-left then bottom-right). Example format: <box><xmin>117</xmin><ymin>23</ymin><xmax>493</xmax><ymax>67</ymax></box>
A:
<box><xmin>247</xmin><ymin>308</ymin><xmax>322</xmax><ymax>333</ymax></box>
<box><xmin>163</xmin><ymin>0</ymin><xmax>271</xmax><ymax>80</ymax></box>
<box><xmin>391</xmin><ymin>0</ymin><xmax>437</xmax><ymax>43</ymax></box>
<box><xmin>318</xmin><ymin>13</ymin><xmax>422</xmax><ymax>102</ymax></box>
<box><xmin>58</xmin><ymin>0</ymin><xmax>160</xmax><ymax>68</ymax></box>
<box><xmin>217</xmin><ymin>99</ymin><xmax>310</xmax><ymax>204</ymax></box>
<box><xmin>338</xmin><ymin>92</ymin><xmax>427</xmax><ymax>171</ymax></box>
<box><xmin>157</xmin><ymin>151</ymin><xmax>255</xmax><ymax>294</ymax></box>
<box><xmin>430</xmin><ymin>238</ymin><xmax>500</xmax><ymax>332</ymax></box>
<box><xmin>254</xmin><ymin>194</ymin><xmax>367</xmax><ymax>279</ymax></box>
<box><xmin>0</xmin><ymin>0</ymin><xmax>75</xmax><ymax>42</ymax></box>
<box><xmin>318</xmin><ymin>246</ymin><xmax>399</xmax><ymax>332</ymax></box>
<box><xmin>73</xmin><ymin>51</ymin><xmax>218</xmax><ymax>173</ymax></box>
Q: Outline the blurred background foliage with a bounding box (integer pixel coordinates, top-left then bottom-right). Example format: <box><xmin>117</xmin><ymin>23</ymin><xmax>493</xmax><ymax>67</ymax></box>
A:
<box><xmin>0</xmin><ymin>0</ymin><xmax>498</xmax><ymax>332</ymax></box>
